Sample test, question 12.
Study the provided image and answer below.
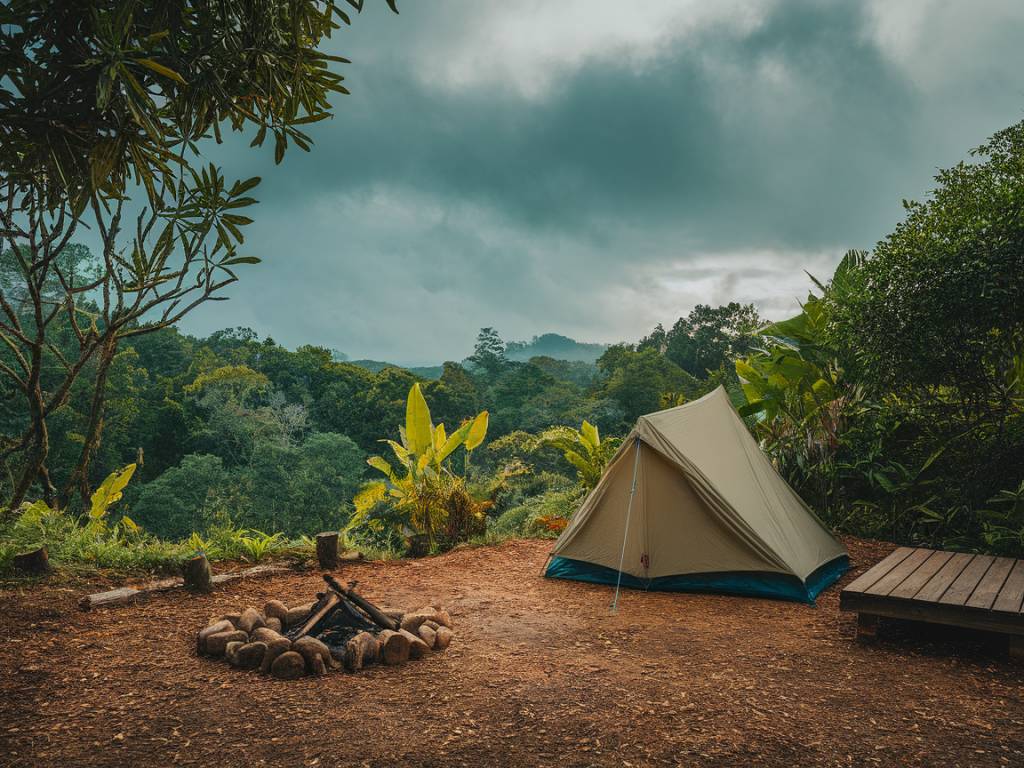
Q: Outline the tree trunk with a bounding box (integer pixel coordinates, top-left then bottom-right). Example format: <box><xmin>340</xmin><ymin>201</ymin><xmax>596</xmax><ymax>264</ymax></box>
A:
<box><xmin>65</xmin><ymin>337</ymin><xmax>118</xmax><ymax>508</ymax></box>
<box><xmin>316</xmin><ymin>531</ymin><xmax>340</xmax><ymax>570</ymax></box>
<box><xmin>10</xmin><ymin>379</ymin><xmax>54</xmax><ymax>509</ymax></box>
<box><xmin>183</xmin><ymin>553</ymin><xmax>213</xmax><ymax>593</ymax></box>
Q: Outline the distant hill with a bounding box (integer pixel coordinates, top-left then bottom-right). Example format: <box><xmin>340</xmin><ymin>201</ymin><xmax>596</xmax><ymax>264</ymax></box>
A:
<box><xmin>349</xmin><ymin>360</ymin><xmax>444</xmax><ymax>380</ymax></box>
<box><xmin>505</xmin><ymin>333</ymin><xmax>607</xmax><ymax>363</ymax></box>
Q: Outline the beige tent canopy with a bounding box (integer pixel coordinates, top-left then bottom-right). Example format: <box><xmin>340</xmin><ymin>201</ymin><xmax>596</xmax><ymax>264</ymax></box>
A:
<box><xmin>545</xmin><ymin>387</ymin><xmax>848</xmax><ymax>602</ymax></box>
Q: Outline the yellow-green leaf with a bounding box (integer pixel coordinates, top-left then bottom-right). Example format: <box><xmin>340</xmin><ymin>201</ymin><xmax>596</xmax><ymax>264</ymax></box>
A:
<box><xmin>465</xmin><ymin>410</ymin><xmax>489</xmax><ymax>451</ymax></box>
<box><xmin>135</xmin><ymin>58</ymin><xmax>186</xmax><ymax>84</ymax></box>
<box><xmin>89</xmin><ymin>464</ymin><xmax>137</xmax><ymax>519</ymax></box>
<box><xmin>367</xmin><ymin>456</ymin><xmax>396</xmax><ymax>482</ymax></box>
<box><xmin>405</xmin><ymin>383</ymin><xmax>433</xmax><ymax>456</ymax></box>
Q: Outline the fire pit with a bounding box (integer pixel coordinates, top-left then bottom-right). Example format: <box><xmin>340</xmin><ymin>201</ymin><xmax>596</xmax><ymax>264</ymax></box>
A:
<box><xmin>195</xmin><ymin>574</ymin><xmax>454</xmax><ymax>679</ymax></box>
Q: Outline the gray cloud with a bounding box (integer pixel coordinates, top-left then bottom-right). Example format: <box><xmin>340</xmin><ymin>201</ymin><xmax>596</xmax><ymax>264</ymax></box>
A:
<box><xmin>167</xmin><ymin>0</ymin><xmax>1024</xmax><ymax>364</ymax></box>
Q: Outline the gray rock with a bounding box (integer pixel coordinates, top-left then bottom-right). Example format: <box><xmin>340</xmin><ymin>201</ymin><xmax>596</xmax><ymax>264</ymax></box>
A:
<box><xmin>231</xmin><ymin>641</ymin><xmax>267</xmax><ymax>670</ymax></box>
<box><xmin>225</xmin><ymin>640</ymin><xmax>245</xmax><ymax>662</ymax></box>
<box><xmin>237</xmin><ymin>607</ymin><xmax>265</xmax><ymax>634</ymax></box>
<box><xmin>271</xmin><ymin>650</ymin><xmax>306</xmax><ymax>680</ymax></box>
<box><xmin>251</xmin><ymin>626</ymin><xmax>285</xmax><ymax>644</ymax></box>
<box><xmin>293</xmin><ymin>635</ymin><xmax>336</xmax><ymax>672</ymax></box>
<box><xmin>259</xmin><ymin>638</ymin><xmax>292</xmax><ymax>674</ymax></box>
<box><xmin>197</xmin><ymin>619</ymin><xmax>234</xmax><ymax>654</ymax></box>
<box><xmin>263</xmin><ymin>599</ymin><xmax>289</xmax><ymax>623</ymax></box>
<box><xmin>205</xmin><ymin>630</ymin><xmax>249</xmax><ymax>656</ymax></box>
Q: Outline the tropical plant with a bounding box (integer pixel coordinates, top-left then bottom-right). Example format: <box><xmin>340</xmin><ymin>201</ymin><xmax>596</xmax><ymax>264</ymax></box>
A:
<box><xmin>84</xmin><ymin>463</ymin><xmax>138</xmax><ymax>535</ymax></box>
<box><xmin>237</xmin><ymin>530</ymin><xmax>283</xmax><ymax>563</ymax></box>
<box><xmin>535</xmin><ymin>420</ymin><xmax>621</xmax><ymax>490</ymax></box>
<box><xmin>348</xmin><ymin>383</ymin><xmax>490</xmax><ymax>549</ymax></box>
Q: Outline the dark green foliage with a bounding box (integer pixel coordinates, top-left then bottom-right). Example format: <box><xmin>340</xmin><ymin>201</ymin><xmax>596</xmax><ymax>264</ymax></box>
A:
<box><xmin>131</xmin><ymin>454</ymin><xmax>230</xmax><ymax>540</ymax></box>
<box><xmin>642</xmin><ymin>303</ymin><xmax>762</xmax><ymax>377</ymax></box>
<box><xmin>596</xmin><ymin>345</ymin><xmax>704</xmax><ymax>427</ymax></box>
<box><xmin>826</xmin><ymin>121</ymin><xmax>1024</xmax><ymax>401</ymax></box>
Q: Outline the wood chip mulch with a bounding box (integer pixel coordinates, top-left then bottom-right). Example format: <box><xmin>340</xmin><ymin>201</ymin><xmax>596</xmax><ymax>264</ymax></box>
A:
<box><xmin>1</xmin><ymin>536</ymin><xmax>1023</xmax><ymax>767</ymax></box>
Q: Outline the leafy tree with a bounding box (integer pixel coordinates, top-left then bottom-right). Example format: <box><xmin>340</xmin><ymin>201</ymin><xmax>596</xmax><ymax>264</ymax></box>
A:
<box><xmin>642</xmin><ymin>303</ymin><xmax>762</xmax><ymax>377</ymax></box>
<box><xmin>597</xmin><ymin>346</ymin><xmax>702</xmax><ymax>426</ymax></box>
<box><xmin>467</xmin><ymin>327</ymin><xmax>507</xmax><ymax>376</ymax></box>
<box><xmin>0</xmin><ymin>0</ymin><xmax>397</xmax><ymax>508</ymax></box>
<box><xmin>130</xmin><ymin>454</ymin><xmax>230</xmax><ymax>539</ymax></box>
<box><xmin>826</xmin><ymin>121</ymin><xmax>1024</xmax><ymax>406</ymax></box>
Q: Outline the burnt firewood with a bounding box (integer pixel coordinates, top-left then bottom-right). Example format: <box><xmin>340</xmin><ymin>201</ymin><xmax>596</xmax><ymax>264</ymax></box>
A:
<box><xmin>289</xmin><ymin>591</ymin><xmax>341</xmax><ymax>641</ymax></box>
<box><xmin>323</xmin><ymin>574</ymin><xmax>399</xmax><ymax>631</ymax></box>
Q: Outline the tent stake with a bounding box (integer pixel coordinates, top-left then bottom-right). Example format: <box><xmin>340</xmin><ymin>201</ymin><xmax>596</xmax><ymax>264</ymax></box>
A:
<box><xmin>610</xmin><ymin>437</ymin><xmax>642</xmax><ymax>614</ymax></box>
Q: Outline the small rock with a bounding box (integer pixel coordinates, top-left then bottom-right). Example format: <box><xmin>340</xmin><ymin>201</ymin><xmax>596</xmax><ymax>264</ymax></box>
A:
<box><xmin>225</xmin><ymin>640</ymin><xmax>245</xmax><ymax>662</ymax></box>
<box><xmin>434</xmin><ymin>626</ymin><xmax>453</xmax><ymax>650</ymax></box>
<box><xmin>205</xmin><ymin>630</ymin><xmax>249</xmax><ymax>657</ymax></box>
<box><xmin>197</xmin><ymin>619</ymin><xmax>234</xmax><ymax>654</ymax></box>
<box><xmin>399</xmin><ymin>628</ymin><xmax>430</xmax><ymax>659</ymax></box>
<box><xmin>309</xmin><ymin>655</ymin><xmax>327</xmax><ymax>675</ymax></box>
<box><xmin>265</xmin><ymin>616</ymin><xmax>283</xmax><ymax>633</ymax></box>
<box><xmin>417</xmin><ymin>624</ymin><xmax>437</xmax><ymax>649</ymax></box>
<box><xmin>399</xmin><ymin>611</ymin><xmax>431</xmax><ymax>634</ymax></box>
<box><xmin>219</xmin><ymin>613</ymin><xmax>242</xmax><ymax>628</ymax></box>
<box><xmin>259</xmin><ymin>638</ymin><xmax>292</xmax><ymax>674</ymax></box>
<box><xmin>293</xmin><ymin>635</ymin><xmax>337</xmax><ymax>672</ymax></box>
<box><xmin>343</xmin><ymin>631</ymin><xmax>379</xmax><ymax>672</ymax></box>
<box><xmin>237</xmin><ymin>607</ymin><xmax>266</xmax><ymax>634</ymax></box>
<box><xmin>271</xmin><ymin>651</ymin><xmax>306</xmax><ymax>680</ymax></box>
<box><xmin>231</xmin><ymin>641</ymin><xmax>267</xmax><ymax>670</ymax></box>
<box><xmin>424</xmin><ymin>619</ymin><xmax>440</xmax><ymax>631</ymax></box>
<box><xmin>284</xmin><ymin>603</ymin><xmax>314</xmax><ymax>628</ymax></box>
<box><xmin>263</xmin><ymin>599</ymin><xmax>289</xmax><ymax>623</ymax></box>
<box><xmin>251</xmin><ymin>626</ymin><xmax>286</xmax><ymax>644</ymax></box>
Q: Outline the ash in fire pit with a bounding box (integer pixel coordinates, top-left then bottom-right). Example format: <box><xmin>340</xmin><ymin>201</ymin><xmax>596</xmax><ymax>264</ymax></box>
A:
<box><xmin>196</xmin><ymin>574</ymin><xmax>454</xmax><ymax>679</ymax></box>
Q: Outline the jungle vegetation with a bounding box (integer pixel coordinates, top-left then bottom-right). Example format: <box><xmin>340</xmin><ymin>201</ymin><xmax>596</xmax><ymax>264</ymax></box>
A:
<box><xmin>0</xmin><ymin>1</ymin><xmax>1021</xmax><ymax>572</ymax></box>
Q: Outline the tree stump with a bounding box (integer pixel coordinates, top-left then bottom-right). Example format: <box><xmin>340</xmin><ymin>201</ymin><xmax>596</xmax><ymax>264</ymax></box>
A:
<box><xmin>183</xmin><ymin>553</ymin><xmax>213</xmax><ymax>593</ymax></box>
<box><xmin>316</xmin><ymin>531</ymin><xmax>339</xmax><ymax>570</ymax></box>
<box><xmin>13</xmin><ymin>546</ymin><xmax>50</xmax><ymax>576</ymax></box>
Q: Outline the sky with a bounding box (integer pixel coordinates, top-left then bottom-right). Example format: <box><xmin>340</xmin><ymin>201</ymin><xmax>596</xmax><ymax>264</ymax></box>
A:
<box><xmin>183</xmin><ymin>0</ymin><xmax>1023</xmax><ymax>364</ymax></box>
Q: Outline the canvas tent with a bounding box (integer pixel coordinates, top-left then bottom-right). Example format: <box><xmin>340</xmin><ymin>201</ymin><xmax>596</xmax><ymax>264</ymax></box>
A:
<box><xmin>545</xmin><ymin>387</ymin><xmax>848</xmax><ymax>603</ymax></box>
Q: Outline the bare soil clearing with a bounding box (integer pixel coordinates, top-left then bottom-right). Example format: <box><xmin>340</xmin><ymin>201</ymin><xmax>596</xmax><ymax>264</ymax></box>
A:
<box><xmin>2</xmin><ymin>537</ymin><xmax>1023</xmax><ymax>767</ymax></box>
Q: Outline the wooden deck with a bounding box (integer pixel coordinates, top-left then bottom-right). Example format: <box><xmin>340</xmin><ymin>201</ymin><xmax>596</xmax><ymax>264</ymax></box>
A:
<box><xmin>839</xmin><ymin>547</ymin><xmax>1024</xmax><ymax>656</ymax></box>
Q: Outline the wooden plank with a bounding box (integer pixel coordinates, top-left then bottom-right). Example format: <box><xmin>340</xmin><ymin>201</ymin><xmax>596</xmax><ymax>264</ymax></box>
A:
<box><xmin>965</xmin><ymin>556</ymin><xmax>1015</xmax><ymax>610</ymax></box>
<box><xmin>842</xmin><ymin>547</ymin><xmax>916</xmax><ymax>594</ymax></box>
<box><xmin>865</xmin><ymin>548</ymin><xmax>934</xmax><ymax>597</ymax></box>
<box><xmin>912</xmin><ymin>552</ymin><xmax>974</xmax><ymax>603</ymax></box>
<box><xmin>939</xmin><ymin>554</ymin><xmax>995</xmax><ymax>606</ymax></box>
<box><xmin>888</xmin><ymin>550</ymin><xmax>954</xmax><ymax>599</ymax></box>
<box><xmin>840</xmin><ymin>590</ymin><xmax>1024</xmax><ymax>636</ymax></box>
<box><xmin>993</xmin><ymin>559</ymin><xmax>1024</xmax><ymax>614</ymax></box>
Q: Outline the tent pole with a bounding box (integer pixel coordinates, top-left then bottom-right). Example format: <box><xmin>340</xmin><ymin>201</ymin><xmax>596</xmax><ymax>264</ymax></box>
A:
<box><xmin>610</xmin><ymin>437</ymin><xmax>642</xmax><ymax>614</ymax></box>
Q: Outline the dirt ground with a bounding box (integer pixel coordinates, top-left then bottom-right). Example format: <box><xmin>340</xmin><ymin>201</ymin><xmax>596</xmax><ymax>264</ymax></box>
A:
<box><xmin>1</xmin><ymin>537</ymin><xmax>1023</xmax><ymax>768</ymax></box>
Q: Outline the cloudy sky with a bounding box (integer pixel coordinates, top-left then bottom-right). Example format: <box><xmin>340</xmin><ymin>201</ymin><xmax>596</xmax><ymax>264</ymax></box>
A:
<box><xmin>188</xmin><ymin>0</ymin><xmax>1023</xmax><ymax>364</ymax></box>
